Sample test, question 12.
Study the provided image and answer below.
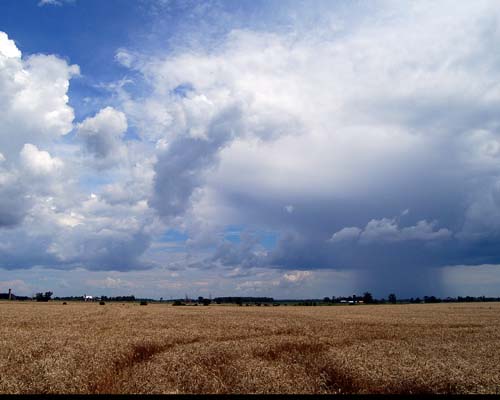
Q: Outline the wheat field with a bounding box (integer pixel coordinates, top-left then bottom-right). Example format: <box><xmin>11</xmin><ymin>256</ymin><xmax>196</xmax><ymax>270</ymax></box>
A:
<box><xmin>0</xmin><ymin>302</ymin><xmax>499</xmax><ymax>394</ymax></box>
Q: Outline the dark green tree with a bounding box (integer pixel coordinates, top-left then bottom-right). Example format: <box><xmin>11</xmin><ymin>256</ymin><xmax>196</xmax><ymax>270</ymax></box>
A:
<box><xmin>362</xmin><ymin>292</ymin><xmax>374</xmax><ymax>304</ymax></box>
<box><xmin>388</xmin><ymin>293</ymin><xmax>397</xmax><ymax>304</ymax></box>
<box><xmin>35</xmin><ymin>291</ymin><xmax>53</xmax><ymax>302</ymax></box>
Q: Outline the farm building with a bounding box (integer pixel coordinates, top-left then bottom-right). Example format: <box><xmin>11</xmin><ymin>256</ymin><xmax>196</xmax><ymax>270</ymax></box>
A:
<box><xmin>84</xmin><ymin>295</ymin><xmax>101</xmax><ymax>302</ymax></box>
<box><xmin>0</xmin><ymin>289</ymin><xmax>31</xmax><ymax>301</ymax></box>
<box><xmin>0</xmin><ymin>289</ymin><xmax>15</xmax><ymax>300</ymax></box>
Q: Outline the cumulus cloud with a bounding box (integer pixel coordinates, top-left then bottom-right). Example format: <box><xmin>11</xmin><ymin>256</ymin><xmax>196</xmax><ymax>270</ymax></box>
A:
<box><xmin>0</xmin><ymin>32</ymin><xmax>21</xmax><ymax>58</ymax></box>
<box><xmin>76</xmin><ymin>106</ymin><xmax>128</xmax><ymax>169</ymax></box>
<box><xmin>330</xmin><ymin>218</ymin><xmax>451</xmax><ymax>244</ymax></box>
<box><xmin>329</xmin><ymin>227</ymin><xmax>362</xmax><ymax>243</ymax></box>
<box><xmin>0</xmin><ymin>32</ymin><xmax>78</xmax><ymax>155</ymax></box>
<box><xmin>0</xmin><ymin>31</ymin><xmax>160</xmax><ymax>273</ymax></box>
<box><xmin>0</xmin><ymin>191</ymin><xmax>159</xmax><ymax>271</ymax></box>
<box><xmin>107</xmin><ymin>1</ymin><xmax>500</xmax><ymax>294</ymax></box>
<box><xmin>0</xmin><ymin>32</ymin><xmax>78</xmax><ymax>229</ymax></box>
<box><xmin>20</xmin><ymin>144</ymin><xmax>63</xmax><ymax>176</ymax></box>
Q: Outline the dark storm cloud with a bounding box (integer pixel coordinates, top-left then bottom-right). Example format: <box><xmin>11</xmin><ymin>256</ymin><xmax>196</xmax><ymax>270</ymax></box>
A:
<box><xmin>150</xmin><ymin>105</ymin><xmax>243</xmax><ymax>217</ymax></box>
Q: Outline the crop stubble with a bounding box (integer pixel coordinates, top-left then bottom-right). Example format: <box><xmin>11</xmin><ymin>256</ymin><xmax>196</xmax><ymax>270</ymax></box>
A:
<box><xmin>0</xmin><ymin>302</ymin><xmax>499</xmax><ymax>394</ymax></box>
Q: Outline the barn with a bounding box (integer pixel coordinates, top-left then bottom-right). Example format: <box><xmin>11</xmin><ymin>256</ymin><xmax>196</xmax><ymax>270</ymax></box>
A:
<box><xmin>0</xmin><ymin>289</ymin><xmax>15</xmax><ymax>300</ymax></box>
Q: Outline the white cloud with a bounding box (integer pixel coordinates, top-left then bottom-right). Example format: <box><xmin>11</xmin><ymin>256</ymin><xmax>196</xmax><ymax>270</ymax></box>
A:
<box><xmin>283</xmin><ymin>270</ymin><xmax>312</xmax><ymax>283</ymax></box>
<box><xmin>76</xmin><ymin>106</ymin><xmax>128</xmax><ymax>168</ymax></box>
<box><xmin>0</xmin><ymin>32</ymin><xmax>21</xmax><ymax>58</ymax></box>
<box><xmin>38</xmin><ymin>0</ymin><xmax>73</xmax><ymax>6</ymax></box>
<box><xmin>330</xmin><ymin>218</ymin><xmax>451</xmax><ymax>245</ymax></box>
<box><xmin>20</xmin><ymin>143</ymin><xmax>63</xmax><ymax>176</ymax></box>
<box><xmin>38</xmin><ymin>0</ymin><xmax>61</xmax><ymax>5</ymax></box>
<box><xmin>329</xmin><ymin>227</ymin><xmax>361</xmax><ymax>243</ymax></box>
<box><xmin>115</xmin><ymin>49</ymin><xmax>135</xmax><ymax>68</ymax></box>
<box><xmin>86</xmin><ymin>276</ymin><xmax>136</xmax><ymax>289</ymax></box>
<box><xmin>0</xmin><ymin>31</ymin><xmax>160</xmax><ymax>271</ymax></box>
<box><xmin>0</xmin><ymin>32</ymin><xmax>79</xmax><ymax>155</ymax></box>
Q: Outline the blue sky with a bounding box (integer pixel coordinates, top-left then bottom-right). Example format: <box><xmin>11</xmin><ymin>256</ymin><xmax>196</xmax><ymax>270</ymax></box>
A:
<box><xmin>1</xmin><ymin>0</ymin><xmax>500</xmax><ymax>299</ymax></box>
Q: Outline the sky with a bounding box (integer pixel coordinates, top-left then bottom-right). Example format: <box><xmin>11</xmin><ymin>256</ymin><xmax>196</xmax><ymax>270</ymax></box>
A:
<box><xmin>1</xmin><ymin>0</ymin><xmax>500</xmax><ymax>299</ymax></box>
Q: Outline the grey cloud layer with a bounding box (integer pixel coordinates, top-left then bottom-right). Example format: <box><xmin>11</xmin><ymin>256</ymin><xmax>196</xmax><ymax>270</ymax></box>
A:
<box><xmin>129</xmin><ymin>1</ymin><xmax>500</xmax><ymax>292</ymax></box>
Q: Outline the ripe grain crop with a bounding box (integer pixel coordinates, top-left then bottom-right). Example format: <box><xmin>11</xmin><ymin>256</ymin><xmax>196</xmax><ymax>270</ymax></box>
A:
<box><xmin>0</xmin><ymin>302</ymin><xmax>499</xmax><ymax>394</ymax></box>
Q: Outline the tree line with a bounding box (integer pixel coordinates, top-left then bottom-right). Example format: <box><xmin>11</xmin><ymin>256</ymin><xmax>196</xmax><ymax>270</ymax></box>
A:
<box><xmin>7</xmin><ymin>292</ymin><xmax>500</xmax><ymax>304</ymax></box>
<box><xmin>321</xmin><ymin>293</ymin><xmax>500</xmax><ymax>304</ymax></box>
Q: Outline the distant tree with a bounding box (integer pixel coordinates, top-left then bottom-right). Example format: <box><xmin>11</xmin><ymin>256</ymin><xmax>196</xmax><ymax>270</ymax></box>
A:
<box><xmin>388</xmin><ymin>293</ymin><xmax>397</xmax><ymax>304</ymax></box>
<box><xmin>35</xmin><ymin>291</ymin><xmax>53</xmax><ymax>302</ymax></box>
<box><xmin>323</xmin><ymin>296</ymin><xmax>331</xmax><ymax>303</ymax></box>
<box><xmin>362</xmin><ymin>292</ymin><xmax>374</xmax><ymax>304</ymax></box>
<box><xmin>202</xmin><ymin>298</ymin><xmax>211</xmax><ymax>306</ymax></box>
<box><xmin>198</xmin><ymin>296</ymin><xmax>204</xmax><ymax>303</ymax></box>
<box><xmin>424</xmin><ymin>295</ymin><xmax>440</xmax><ymax>303</ymax></box>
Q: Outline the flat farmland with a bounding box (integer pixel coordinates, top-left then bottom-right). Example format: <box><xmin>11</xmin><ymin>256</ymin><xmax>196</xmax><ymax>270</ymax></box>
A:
<box><xmin>0</xmin><ymin>302</ymin><xmax>499</xmax><ymax>394</ymax></box>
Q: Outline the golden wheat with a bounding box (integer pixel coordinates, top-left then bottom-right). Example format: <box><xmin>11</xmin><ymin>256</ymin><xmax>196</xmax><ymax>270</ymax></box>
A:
<box><xmin>0</xmin><ymin>302</ymin><xmax>499</xmax><ymax>394</ymax></box>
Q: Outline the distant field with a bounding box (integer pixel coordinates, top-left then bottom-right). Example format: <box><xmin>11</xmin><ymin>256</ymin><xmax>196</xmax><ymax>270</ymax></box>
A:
<box><xmin>0</xmin><ymin>302</ymin><xmax>499</xmax><ymax>394</ymax></box>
